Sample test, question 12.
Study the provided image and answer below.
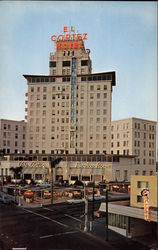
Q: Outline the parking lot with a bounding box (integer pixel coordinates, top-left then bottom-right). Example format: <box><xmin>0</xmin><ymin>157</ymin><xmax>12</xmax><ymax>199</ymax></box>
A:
<box><xmin>0</xmin><ymin>184</ymin><xmax>106</xmax><ymax>208</ymax></box>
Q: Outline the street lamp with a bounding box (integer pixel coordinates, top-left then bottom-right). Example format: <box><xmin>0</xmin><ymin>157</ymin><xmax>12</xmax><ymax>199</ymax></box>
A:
<box><xmin>50</xmin><ymin>157</ymin><xmax>62</xmax><ymax>204</ymax></box>
<box><xmin>105</xmin><ymin>188</ymin><xmax>109</xmax><ymax>241</ymax></box>
<box><xmin>90</xmin><ymin>181</ymin><xmax>95</xmax><ymax>232</ymax></box>
<box><xmin>84</xmin><ymin>182</ymin><xmax>88</xmax><ymax>232</ymax></box>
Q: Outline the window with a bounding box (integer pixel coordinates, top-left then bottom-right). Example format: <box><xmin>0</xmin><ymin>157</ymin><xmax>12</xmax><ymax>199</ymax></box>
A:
<box><xmin>43</xmin><ymin>87</ymin><xmax>47</xmax><ymax>92</ymax></box>
<box><xmin>116</xmin><ymin>170</ymin><xmax>120</xmax><ymax>178</ymax></box>
<box><xmin>49</xmin><ymin>61</ymin><xmax>56</xmax><ymax>67</ymax></box>
<box><xmin>103</xmin><ymin>109</ymin><xmax>107</xmax><ymax>115</ymax></box>
<box><xmin>31</xmin><ymin>87</ymin><xmax>34</xmax><ymax>92</ymax></box>
<box><xmin>137</xmin><ymin>196</ymin><xmax>143</xmax><ymax>203</ymax></box>
<box><xmin>62</xmin><ymin>77</ymin><xmax>70</xmax><ymax>82</ymax></box>
<box><xmin>90</xmin><ymin>85</ymin><xmax>94</xmax><ymax>91</ymax></box>
<box><xmin>103</xmin><ymin>126</ymin><xmax>107</xmax><ymax>131</ymax></box>
<box><xmin>90</xmin><ymin>101</ymin><xmax>93</xmax><ymax>107</ymax></box>
<box><xmin>62</xmin><ymin>61</ymin><xmax>71</xmax><ymax>67</ymax></box>
<box><xmin>90</xmin><ymin>93</ymin><xmax>94</xmax><ymax>99</ymax></box>
<box><xmin>3</xmin><ymin>124</ymin><xmax>7</xmax><ymax>130</ymax></box>
<box><xmin>81</xmin><ymin>60</ymin><xmax>88</xmax><ymax>66</ymax></box>
<box><xmin>104</xmin><ymin>85</ymin><xmax>107</xmax><ymax>90</ymax></box>
<box><xmin>124</xmin><ymin>170</ymin><xmax>128</xmax><ymax>180</ymax></box>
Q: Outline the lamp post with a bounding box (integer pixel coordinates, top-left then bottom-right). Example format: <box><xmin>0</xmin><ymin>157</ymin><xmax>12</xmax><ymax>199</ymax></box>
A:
<box><xmin>84</xmin><ymin>182</ymin><xmax>88</xmax><ymax>232</ymax></box>
<box><xmin>105</xmin><ymin>188</ymin><xmax>109</xmax><ymax>241</ymax></box>
<box><xmin>90</xmin><ymin>181</ymin><xmax>95</xmax><ymax>232</ymax></box>
<box><xmin>50</xmin><ymin>157</ymin><xmax>62</xmax><ymax>204</ymax></box>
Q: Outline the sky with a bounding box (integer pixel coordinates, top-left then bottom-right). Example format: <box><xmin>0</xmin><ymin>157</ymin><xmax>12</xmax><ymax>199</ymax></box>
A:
<box><xmin>0</xmin><ymin>1</ymin><xmax>157</xmax><ymax>122</ymax></box>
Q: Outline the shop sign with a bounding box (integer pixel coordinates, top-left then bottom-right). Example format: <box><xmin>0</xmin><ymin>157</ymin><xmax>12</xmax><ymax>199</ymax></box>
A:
<box><xmin>51</xmin><ymin>26</ymin><xmax>87</xmax><ymax>50</ymax></box>
<box><xmin>141</xmin><ymin>188</ymin><xmax>150</xmax><ymax>222</ymax></box>
<box><xmin>74</xmin><ymin>162</ymin><xmax>110</xmax><ymax>169</ymax></box>
<box><xmin>19</xmin><ymin>161</ymin><xmax>47</xmax><ymax>169</ymax></box>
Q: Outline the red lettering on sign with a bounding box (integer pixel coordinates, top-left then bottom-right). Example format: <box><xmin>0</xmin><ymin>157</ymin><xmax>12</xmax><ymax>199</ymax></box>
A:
<box><xmin>70</xmin><ymin>26</ymin><xmax>75</xmax><ymax>33</ymax></box>
<box><xmin>51</xmin><ymin>35</ymin><xmax>56</xmax><ymax>42</ymax></box>
<box><xmin>78</xmin><ymin>41</ymin><xmax>84</xmax><ymax>49</ymax></box>
<box><xmin>83</xmin><ymin>33</ymin><xmax>87</xmax><ymax>40</ymax></box>
<box><xmin>66</xmin><ymin>34</ymin><xmax>71</xmax><ymax>41</ymax></box>
<box><xmin>56</xmin><ymin>43</ymin><xmax>61</xmax><ymax>50</ymax></box>
<box><xmin>77</xmin><ymin>34</ymin><xmax>82</xmax><ymax>40</ymax></box>
<box><xmin>57</xmin><ymin>34</ymin><xmax>64</xmax><ymax>41</ymax></box>
<box><xmin>61</xmin><ymin>43</ymin><xmax>67</xmax><ymax>49</ymax></box>
<box><xmin>63</xmin><ymin>26</ymin><xmax>67</xmax><ymax>33</ymax></box>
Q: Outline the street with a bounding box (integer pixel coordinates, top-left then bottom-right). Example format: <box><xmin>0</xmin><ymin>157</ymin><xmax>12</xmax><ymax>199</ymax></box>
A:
<box><xmin>0</xmin><ymin>202</ymin><xmax>155</xmax><ymax>250</ymax></box>
<box><xmin>0</xmin><ymin>201</ymin><xmax>112</xmax><ymax>250</ymax></box>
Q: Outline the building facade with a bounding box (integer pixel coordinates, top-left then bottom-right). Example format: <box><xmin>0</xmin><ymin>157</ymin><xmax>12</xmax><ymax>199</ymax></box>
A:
<box><xmin>0</xmin><ymin>153</ymin><xmax>134</xmax><ymax>184</ymax></box>
<box><xmin>24</xmin><ymin>28</ymin><xmax>116</xmax><ymax>155</ymax></box>
<box><xmin>0</xmin><ymin>119</ymin><xmax>27</xmax><ymax>154</ymax></box>
<box><xmin>111</xmin><ymin>118</ymin><xmax>156</xmax><ymax>175</ymax></box>
<box><xmin>130</xmin><ymin>175</ymin><xmax>158</xmax><ymax>208</ymax></box>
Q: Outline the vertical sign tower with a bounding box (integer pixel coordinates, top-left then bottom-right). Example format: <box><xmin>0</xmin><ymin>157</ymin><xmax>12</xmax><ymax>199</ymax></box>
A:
<box><xmin>70</xmin><ymin>57</ymin><xmax>77</xmax><ymax>153</ymax></box>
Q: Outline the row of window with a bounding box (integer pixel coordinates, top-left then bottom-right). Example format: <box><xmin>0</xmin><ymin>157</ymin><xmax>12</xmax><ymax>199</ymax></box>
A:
<box><xmin>135</xmin><ymin>122</ymin><xmax>155</xmax><ymax>131</ymax></box>
<box><xmin>111</xmin><ymin>141</ymin><xmax>129</xmax><ymax>147</ymax></box>
<box><xmin>28</xmin><ymin>74</ymin><xmax>112</xmax><ymax>84</ymax></box>
<box><xmin>134</xmin><ymin>158</ymin><xmax>154</xmax><ymax>165</ymax></box>
<box><xmin>3</xmin><ymin>132</ymin><xmax>25</xmax><ymax>139</ymax></box>
<box><xmin>49</xmin><ymin>60</ymin><xmax>89</xmax><ymax>68</ymax></box>
<box><xmin>112</xmin><ymin>123</ymin><xmax>155</xmax><ymax>131</ymax></box>
<box><xmin>1</xmin><ymin>149</ymin><xmax>25</xmax><ymax>154</ymax></box>
<box><xmin>81</xmin><ymin>74</ymin><xmax>112</xmax><ymax>82</ymax></box>
<box><xmin>30</xmin><ymin>84</ymin><xmax>107</xmax><ymax>93</ymax></box>
<box><xmin>3</xmin><ymin>124</ymin><xmax>26</xmax><ymax>131</ymax></box>
<box><xmin>3</xmin><ymin>141</ymin><xmax>25</xmax><ymax>147</ymax></box>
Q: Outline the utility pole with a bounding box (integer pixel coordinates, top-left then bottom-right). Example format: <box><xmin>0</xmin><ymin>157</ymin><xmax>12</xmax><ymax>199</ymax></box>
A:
<box><xmin>90</xmin><ymin>181</ymin><xmax>95</xmax><ymax>232</ymax></box>
<box><xmin>84</xmin><ymin>183</ymin><xmax>88</xmax><ymax>232</ymax></box>
<box><xmin>105</xmin><ymin>189</ymin><xmax>109</xmax><ymax>241</ymax></box>
<box><xmin>50</xmin><ymin>157</ymin><xmax>62</xmax><ymax>204</ymax></box>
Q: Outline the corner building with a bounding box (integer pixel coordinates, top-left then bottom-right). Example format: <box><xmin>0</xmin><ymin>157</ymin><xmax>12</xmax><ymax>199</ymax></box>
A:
<box><xmin>24</xmin><ymin>36</ymin><xmax>116</xmax><ymax>155</ymax></box>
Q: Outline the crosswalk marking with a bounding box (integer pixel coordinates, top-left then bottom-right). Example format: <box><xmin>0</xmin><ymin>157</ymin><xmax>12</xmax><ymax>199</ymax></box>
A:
<box><xmin>64</xmin><ymin>214</ymin><xmax>82</xmax><ymax>222</ymax></box>
<box><xmin>40</xmin><ymin>230</ymin><xmax>78</xmax><ymax>239</ymax></box>
<box><xmin>22</xmin><ymin>207</ymin><xmax>69</xmax><ymax>228</ymax></box>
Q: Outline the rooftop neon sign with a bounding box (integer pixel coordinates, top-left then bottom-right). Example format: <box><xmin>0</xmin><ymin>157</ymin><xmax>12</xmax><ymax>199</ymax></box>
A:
<box><xmin>51</xmin><ymin>26</ymin><xmax>87</xmax><ymax>50</ymax></box>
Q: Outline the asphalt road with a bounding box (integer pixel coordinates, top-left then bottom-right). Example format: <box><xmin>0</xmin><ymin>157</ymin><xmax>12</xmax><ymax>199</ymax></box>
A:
<box><xmin>0</xmin><ymin>201</ymin><xmax>112</xmax><ymax>250</ymax></box>
<box><xmin>0</xmin><ymin>201</ymin><xmax>156</xmax><ymax>250</ymax></box>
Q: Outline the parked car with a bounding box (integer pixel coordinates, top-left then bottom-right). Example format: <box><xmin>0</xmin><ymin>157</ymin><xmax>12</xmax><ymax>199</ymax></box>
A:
<box><xmin>36</xmin><ymin>183</ymin><xmax>51</xmax><ymax>188</ymax></box>
<box><xmin>88</xmin><ymin>194</ymin><xmax>105</xmax><ymax>201</ymax></box>
<box><xmin>67</xmin><ymin>198</ymin><xmax>85</xmax><ymax>204</ymax></box>
<box><xmin>0</xmin><ymin>194</ymin><xmax>11</xmax><ymax>204</ymax></box>
<box><xmin>43</xmin><ymin>190</ymin><xmax>51</xmax><ymax>199</ymax></box>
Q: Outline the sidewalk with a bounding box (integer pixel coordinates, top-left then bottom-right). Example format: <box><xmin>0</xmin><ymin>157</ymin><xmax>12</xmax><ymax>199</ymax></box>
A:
<box><xmin>87</xmin><ymin>218</ymin><xmax>157</xmax><ymax>250</ymax></box>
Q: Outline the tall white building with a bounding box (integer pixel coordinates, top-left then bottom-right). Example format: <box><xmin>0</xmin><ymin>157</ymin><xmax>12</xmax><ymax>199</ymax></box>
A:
<box><xmin>24</xmin><ymin>28</ymin><xmax>116</xmax><ymax>155</ymax></box>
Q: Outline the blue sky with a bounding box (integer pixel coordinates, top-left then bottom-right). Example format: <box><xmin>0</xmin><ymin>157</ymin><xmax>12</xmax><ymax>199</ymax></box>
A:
<box><xmin>0</xmin><ymin>1</ymin><xmax>157</xmax><ymax>121</ymax></box>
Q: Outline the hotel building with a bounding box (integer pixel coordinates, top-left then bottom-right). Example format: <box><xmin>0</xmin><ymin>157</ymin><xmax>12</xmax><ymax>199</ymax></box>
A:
<box><xmin>111</xmin><ymin>118</ymin><xmax>156</xmax><ymax>176</ymax></box>
<box><xmin>24</xmin><ymin>29</ymin><xmax>116</xmax><ymax>155</ymax></box>
<box><xmin>0</xmin><ymin>119</ymin><xmax>27</xmax><ymax>154</ymax></box>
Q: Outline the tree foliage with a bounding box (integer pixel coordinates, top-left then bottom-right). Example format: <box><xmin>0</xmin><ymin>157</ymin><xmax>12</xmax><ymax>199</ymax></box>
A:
<box><xmin>10</xmin><ymin>166</ymin><xmax>23</xmax><ymax>179</ymax></box>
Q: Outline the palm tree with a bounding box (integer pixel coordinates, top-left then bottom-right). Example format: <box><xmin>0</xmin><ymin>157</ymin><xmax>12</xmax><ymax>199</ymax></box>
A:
<box><xmin>50</xmin><ymin>158</ymin><xmax>62</xmax><ymax>204</ymax></box>
<box><xmin>10</xmin><ymin>166</ymin><xmax>23</xmax><ymax>203</ymax></box>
